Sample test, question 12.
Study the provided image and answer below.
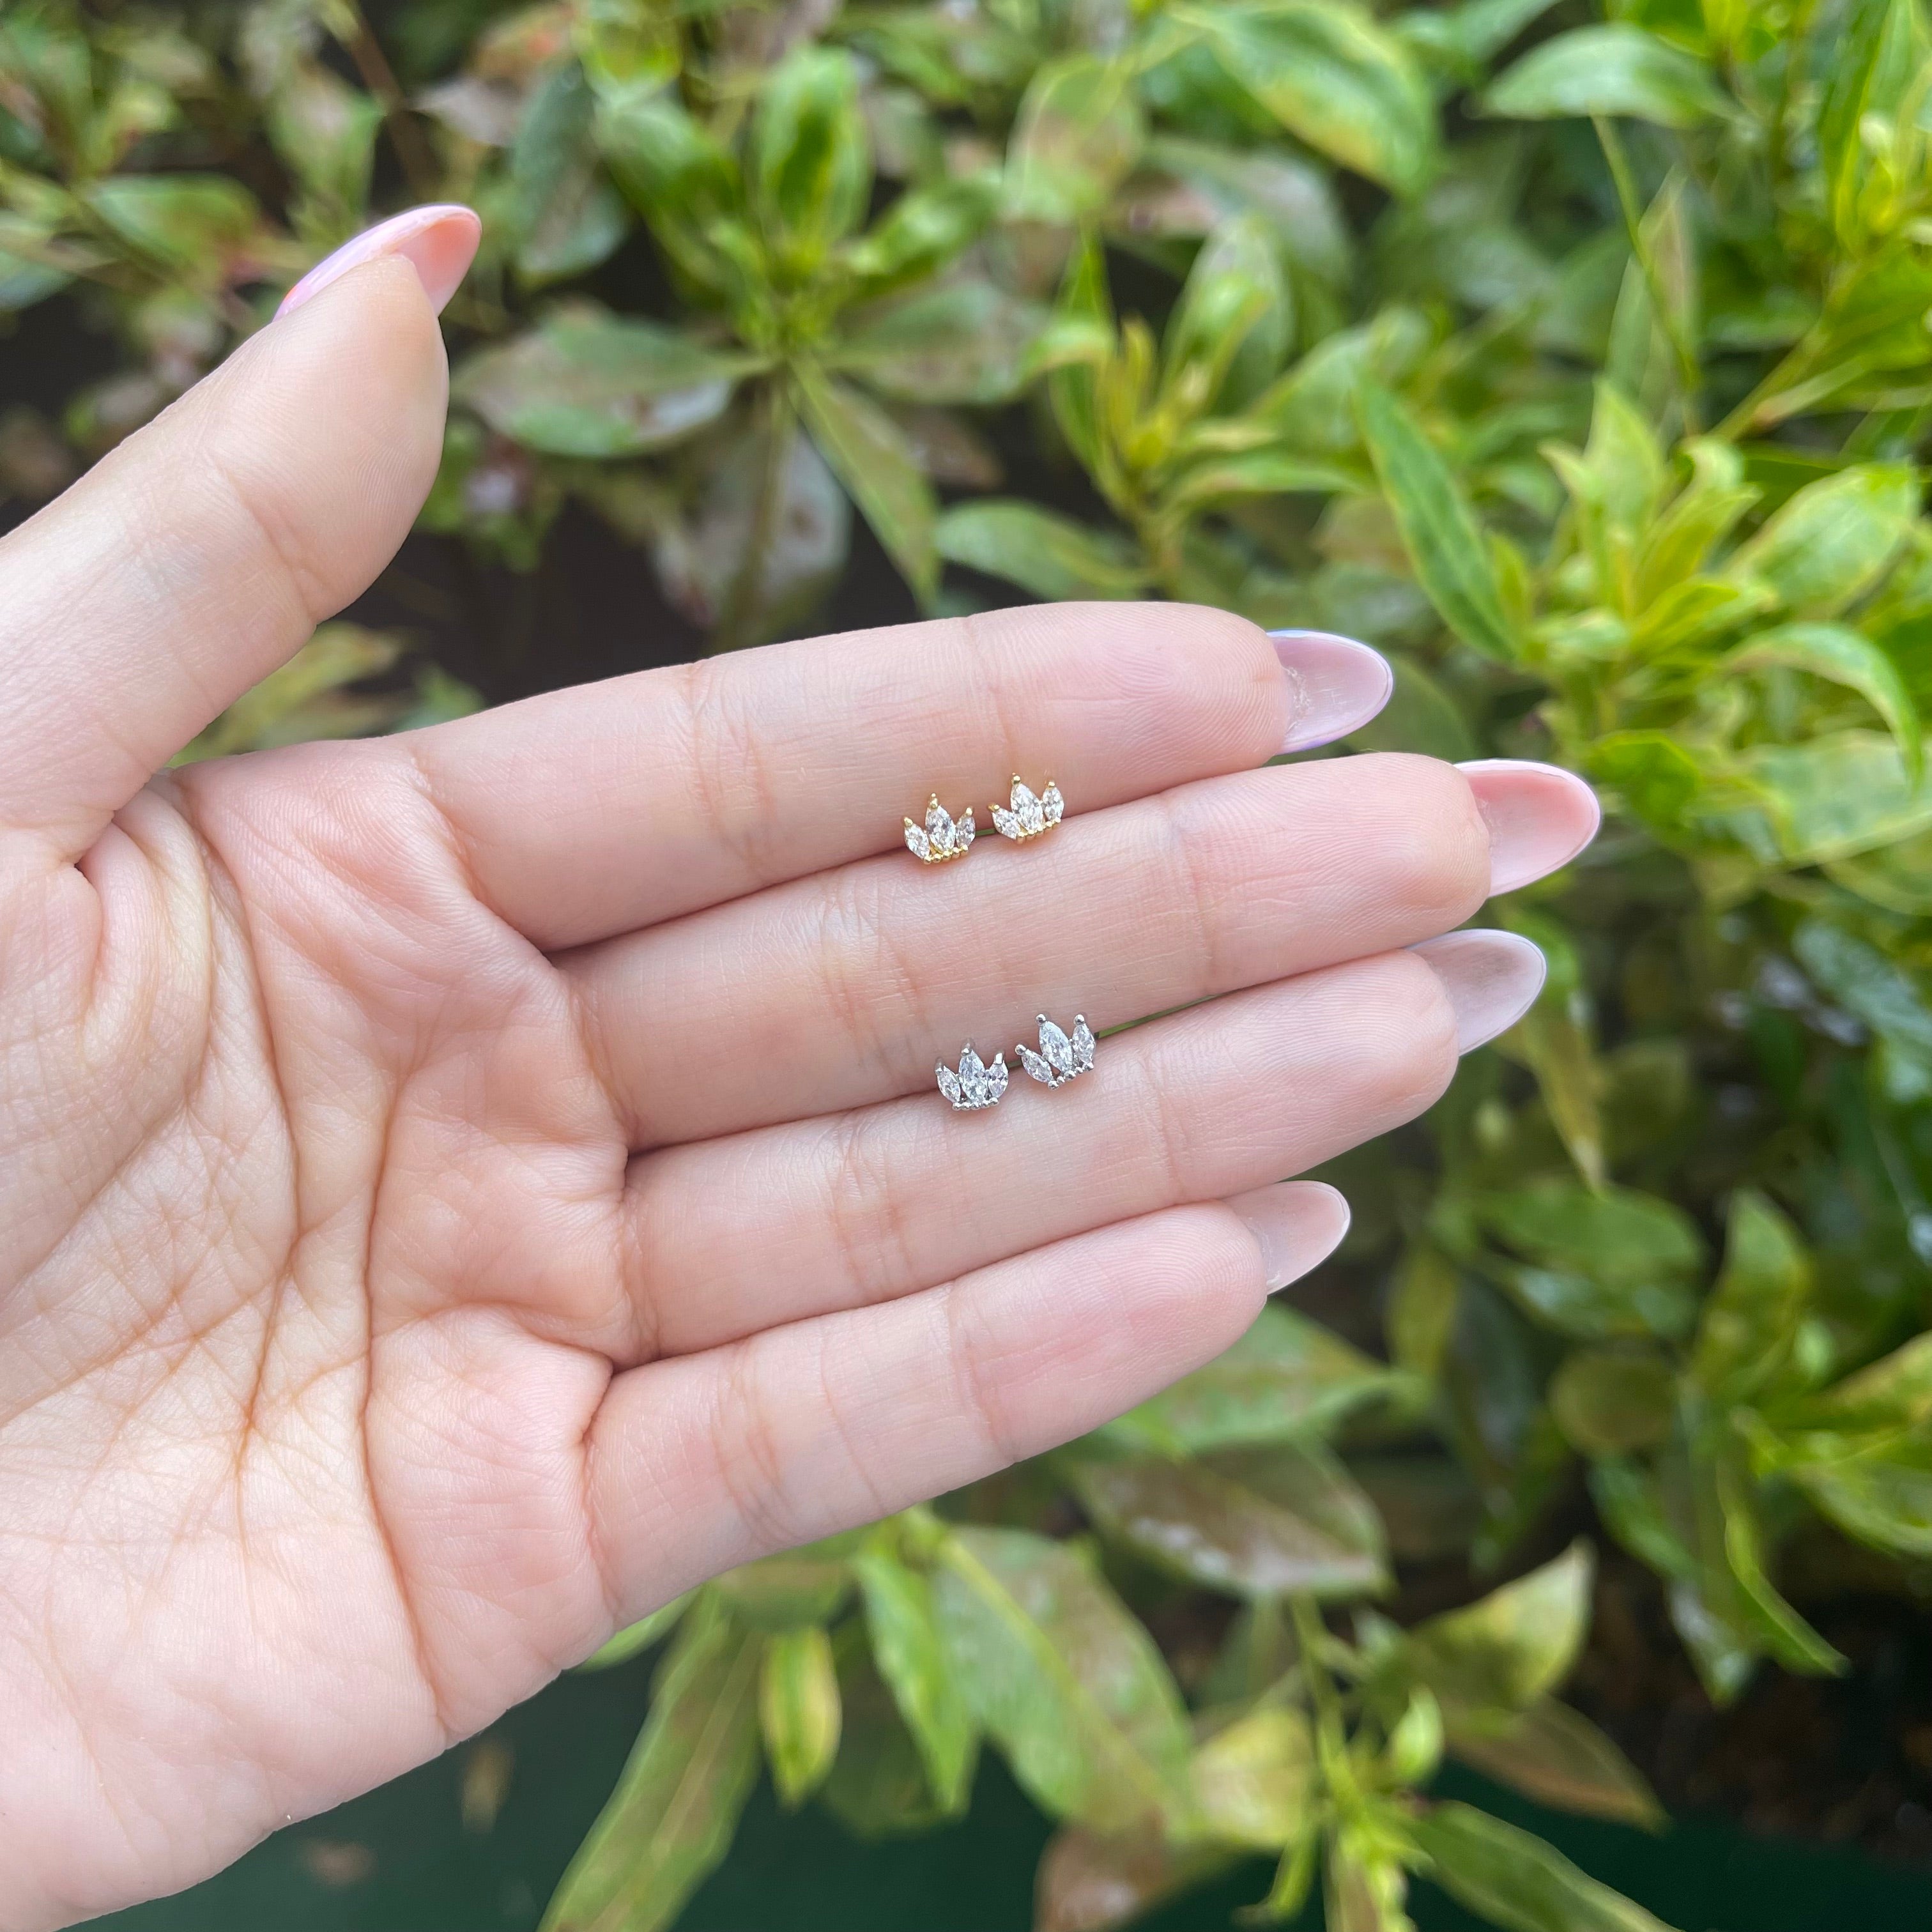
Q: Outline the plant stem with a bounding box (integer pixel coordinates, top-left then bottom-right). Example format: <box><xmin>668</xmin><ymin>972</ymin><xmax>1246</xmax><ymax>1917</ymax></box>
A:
<box><xmin>339</xmin><ymin>1</ymin><xmax>440</xmax><ymax>204</ymax></box>
<box><xmin>715</xmin><ymin>379</ymin><xmax>793</xmax><ymax>653</ymax></box>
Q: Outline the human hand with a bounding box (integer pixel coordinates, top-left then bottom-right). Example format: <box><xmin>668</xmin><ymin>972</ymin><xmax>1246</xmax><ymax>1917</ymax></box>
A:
<box><xmin>0</xmin><ymin>208</ymin><xmax>1597</xmax><ymax>1926</ymax></box>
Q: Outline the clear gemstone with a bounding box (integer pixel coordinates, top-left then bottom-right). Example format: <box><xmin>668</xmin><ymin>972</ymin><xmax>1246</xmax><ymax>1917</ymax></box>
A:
<box><xmin>926</xmin><ymin>800</ymin><xmax>956</xmax><ymax>845</ymax></box>
<box><xmin>937</xmin><ymin>1061</ymin><xmax>962</xmax><ymax>1105</ymax></box>
<box><xmin>1072</xmin><ymin>1016</ymin><xmax>1096</xmax><ymax>1072</ymax></box>
<box><xmin>1041</xmin><ymin>1019</ymin><xmax>1073</xmax><ymax>1074</ymax></box>
<box><xmin>957</xmin><ymin>809</ymin><xmax>976</xmax><ymax>850</ymax></box>
<box><xmin>991</xmin><ymin>804</ymin><xmax>1018</xmax><ymax>838</ymax></box>
<box><xmin>1043</xmin><ymin>783</ymin><xmax>1064</xmax><ymax>827</ymax></box>
<box><xmin>905</xmin><ymin>822</ymin><xmax>931</xmax><ymax>861</ymax></box>
<box><xmin>1017</xmin><ymin>1043</ymin><xmax>1052</xmax><ymax>1085</ymax></box>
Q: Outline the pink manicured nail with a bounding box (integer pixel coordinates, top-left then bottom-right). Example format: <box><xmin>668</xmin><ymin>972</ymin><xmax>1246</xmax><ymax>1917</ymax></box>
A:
<box><xmin>1458</xmin><ymin>759</ymin><xmax>1601</xmax><ymax>895</ymax></box>
<box><xmin>1412</xmin><ymin>930</ymin><xmax>1547</xmax><ymax>1052</ymax></box>
<box><xmin>1268</xmin><ymin>631</ymin><xmax>1394</xmax><ymax>753</ymax></box>
<box><xmin>277</xmin><ymin>204</ymin><xmax>482</xmax><ymax>320</ymax></box>
<box><xmin>1226</xmin><ymin>1181</ymin><xmax>1352</xmax><ymax>1291</ymax></box>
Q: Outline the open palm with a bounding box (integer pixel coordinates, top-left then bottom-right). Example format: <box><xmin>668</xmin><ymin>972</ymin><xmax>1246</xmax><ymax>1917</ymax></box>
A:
<box><xmin>0</xmin><ymin>249</ymin><xmax>1595</xmax><ymax>1928</ymax></box>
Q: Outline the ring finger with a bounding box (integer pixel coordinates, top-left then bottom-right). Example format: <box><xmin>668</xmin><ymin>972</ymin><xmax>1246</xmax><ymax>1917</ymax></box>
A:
<box><xmin>607</xmin><ymin>931</ymin><xmax>1542</xmax><ymax>1363</ymax></box>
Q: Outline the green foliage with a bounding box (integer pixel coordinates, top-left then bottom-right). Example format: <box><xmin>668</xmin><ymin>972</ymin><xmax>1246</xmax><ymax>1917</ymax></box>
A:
<box><xmin>26</xmin><ymin>0</ymin><xmax>1932</xmax><ymax>1923</ymax></box>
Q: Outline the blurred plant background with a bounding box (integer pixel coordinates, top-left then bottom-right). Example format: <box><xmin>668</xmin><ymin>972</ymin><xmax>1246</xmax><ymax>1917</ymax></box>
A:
<box><xmin>19</xmin><ymin>0</ymin><xmax>1932</xmax><ymax>1926</ymax></box>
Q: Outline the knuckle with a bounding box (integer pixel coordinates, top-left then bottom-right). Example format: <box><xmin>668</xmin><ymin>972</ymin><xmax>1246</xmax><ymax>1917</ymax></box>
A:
<box><xmin>813</xmin><ymin>864</ymin><xmax>925</xmax><ymax>1087</ymax></box>
<box><xmin>1348</xmin><ymin>951</ymin><xmax>1462</xmax><ymax>1124</ymax></box>
<box><xmin>820</xmin><ymin>1112</ymin><xmax>918</xmax><ymax>1307</ymax></box>
<box><xmin>1354</xmin><ymin>755</ymin><xmax>1492</xmax><ymax>930</ymax></box>
<box><xmin>675</xmin><ymin>659</ymin><xmax>780</xmax><ymax>884</ymax></box>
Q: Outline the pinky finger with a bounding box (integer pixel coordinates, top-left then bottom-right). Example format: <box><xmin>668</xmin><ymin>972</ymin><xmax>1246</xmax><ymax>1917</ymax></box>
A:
<box><xmin>583</xmin><ymin>1181</ymin><xmax>1349</xmax><ymax>1627</ymax></box>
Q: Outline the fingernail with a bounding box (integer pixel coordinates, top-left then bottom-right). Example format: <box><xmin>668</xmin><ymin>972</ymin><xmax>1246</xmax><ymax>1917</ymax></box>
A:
<box><xmin>277</xmin><ymin>204</ymin><xmax>483</xmax><ymax>320</ymax></box>
<box><xmin>1412</xmin><ymin>929</ymin><xmax>1547</xmax><ymax>1052</ymax></box>
<box><xmin>1268</xmin><ymin>631</ymin><xmax>1394</xmax><ymax>753</ymax></box>
<box><xmin>1226</xmin><ymin>1181</ymin><xmax>1352</xmax><ymax>1291</ymax></box>
<box><xmin>1457</xmin><ymin>760</ymin><xmax>1600</xmax><ymax>896</ymax></box>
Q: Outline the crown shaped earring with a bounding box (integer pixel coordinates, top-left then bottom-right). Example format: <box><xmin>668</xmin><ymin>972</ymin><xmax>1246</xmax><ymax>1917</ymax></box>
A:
<box><xmin>905</xmin><ymin>795</ymin><xmax>976</xmax><ymax>863</ymax></box>
<box><xmin>991</xmin><ymin>776</ymin><xmax>1063</xmax><ymax>843</ymax></box>
<box><xmin>937</xmin><ymin>1043</ymin><xmax>1007</xmax><ymax>1110</ymax></box>
<box><xmin>1017</xmin><ymin>1014</ymin><xmax>1095</xmax><ymax>1088</ymax></box>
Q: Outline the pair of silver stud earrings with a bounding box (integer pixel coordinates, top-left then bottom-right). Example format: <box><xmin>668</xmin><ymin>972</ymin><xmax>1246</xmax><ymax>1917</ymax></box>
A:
<box><xmin>938</xmin><ymin>1015</ymin><xmax>1096</xmax><ymax>1112</ymax></box>
<box><xmin>903</xmin><ymin>776</ymin><xmax>1063</xmax><ymax>863</ymax></box>
<box><xmin>902</xmin><ymin>777</ymin><xmax>1092</xmax><ymax>1112</ymax></box>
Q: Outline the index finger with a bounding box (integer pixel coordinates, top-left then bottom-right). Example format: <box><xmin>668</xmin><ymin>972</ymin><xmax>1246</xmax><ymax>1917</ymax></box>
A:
<box><xmin>402</xmin><ymin>608</ymin><xmax>1379</xmax><ymax>950</ymax></box>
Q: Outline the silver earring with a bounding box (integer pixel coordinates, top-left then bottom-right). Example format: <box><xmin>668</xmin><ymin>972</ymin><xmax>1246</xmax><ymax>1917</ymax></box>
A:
<box><xmin>1018</xmin><ymin>1014</ymin><xmax>1094</xmax><ymax>1088</ymax></box>
<box><xmin>905</xmin><ymin>795</ymin><xmax>975</xmax><ymax>864</ymax></box>
<box><xmin>938</xmin><ymin>1043</ymin><xmax>1007</xmax><ymax>1110</ymax></box>
<box><xmin>991</xmin><ymin>776</ymin><xmax>1063</xmax><ymax>843</ymax></box>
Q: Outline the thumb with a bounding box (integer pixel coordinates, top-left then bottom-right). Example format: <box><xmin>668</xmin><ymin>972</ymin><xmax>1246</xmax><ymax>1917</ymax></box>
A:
<box><xmin>0</xmin><ymin>204</ymin><xmax>479</xmax><ymax>860</ymax></box>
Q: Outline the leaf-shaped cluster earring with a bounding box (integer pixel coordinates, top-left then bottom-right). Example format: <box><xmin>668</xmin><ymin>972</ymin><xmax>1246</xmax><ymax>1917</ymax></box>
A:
<box><xmin>904</xmin><ymin>776</ymin><xmax>1061</xmax><ymax>863</ymax></box>
<box><xmin>907</xmin><ymin>774</ymin><xmax>1091</xmax><ymax>1110</ymax></box>
<box><xmin>1016</xmin><ymin>1014</ymin><xmax>1094</xmax><ymax>1088</ymax></box>
<box><xmin>937</xmin><ymin>1015</ymin><xmax>1094</xmax><ymax>1109</ymax></box>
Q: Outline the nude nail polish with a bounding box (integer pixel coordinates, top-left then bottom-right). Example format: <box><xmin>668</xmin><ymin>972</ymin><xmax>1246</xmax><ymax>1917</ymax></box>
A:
<box><xmin>277</xmin><ymin>204</ymin><xmax>483</xmax><ymax>321</ymax></box>
<box><xmin>1458</xmin><ymin>760</ymin><xmax>1602</xmax><ymax>895</ymax></box>
<box><xmin>1267</xmin><ymin>631</ymin><xmax>1395</xmax><ymax>753</ymax></box>
<box><xmin>1411</xmin><ymin>929</ymin><xmax>1547</xmax><ymax>1052</ymax></box>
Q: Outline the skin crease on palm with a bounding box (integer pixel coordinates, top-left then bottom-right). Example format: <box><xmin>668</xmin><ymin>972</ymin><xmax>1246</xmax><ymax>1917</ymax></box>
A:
<box><xmin>0</xmin><ymin>213</ymin><xmax>1602</xmax><ymax>1928</ymax></box>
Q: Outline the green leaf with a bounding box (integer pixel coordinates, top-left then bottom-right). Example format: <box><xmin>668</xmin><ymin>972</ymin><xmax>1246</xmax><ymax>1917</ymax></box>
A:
<box><xmin>575</xmin><ymin>0</ymin><xmax>679</xmax><ymax>109</ymax></box>
<box><xmin>1397</xmin><ymin>0</ymin><xmax>1565</xmax><ymax>75</ymax></box>
<box><xmin>1714</xmin><ymin>1462</ymin><xmax>1847</xmax><ymax>1677</ymax></box>
<box><xmin>832</xmin><ymin>280</ymin><xmax>1047</xmax><ymax>404</ymax></box>
<box><xmin>1787</xmin><ymin>1435</ymin><xmax>1932</xmax><ymax>1558</ymax></box>
<box><xmin>843</xmin><ymin>173</ymin><xmax>999</xmax><ymax>293</ymax></box>
<box><xmin>1005</xmin><ymin>55</ymin><xmax>1144</xmax><ymax>224</ymax></box>
<box><xmin>1804</xmin><ymin>1331</ymin><xmax>1932</xmax><ymax>1430</ymax></box>
<box><xmin>454</xmin><ymin>307</ymin><xmax>749</xmax><ymax>458</ymax></box>
<box><xmin>1791</xmin><ymin>916</ymin><xmax>1932</xmax><ymax>1100</ymax></box>
<box><xmin>1185</xmin><ymin>0</ymin><xmax>1435</xmax><ymax>196</ymax></box>
<box><xmin>1413</xmin><ymin>1802</ymin><xmax>1681</xmax><ymax>1932</ymax></box>
<box><xmin>1187</xmin><ymin>1706</ymin><xmax>1314</xmax><ymax>1849</ymax></box>
<box><xmin>1814</xmin><ymin>0</ymin><xmax>1919</xmax><ymax>243</ymax></box>
<box><xmin>1161</xmin><ymin>213</ymin><xmax>1290</xmax><ymax>416</ymax></box>
<box><xmin>818</xmin><ymin>1638</ymin><xmax>960</xmax><ymax>1840</ymax></box>
<box><xmin>932</xmin><ymin>1527</ymin><xmax>1192</xmax><ymax>1832</ymax></box>
<box><xmin>1549</xmin><ymin>1349</ymin><xmax>1676</xmax><ymax>1456</ymax></box>
<box><xmin>1404</xmin><ymin>1542</ymin><xmax>1594</xmax><ymax>1712</ymax></box>
<box><xmin>83</xmin><ymin>174</ymin><xmax>258</xmax><ymax>273</ymax></box>
<box><xmin>853</xmin><ymin>1542</ymin><xmax>976</xmax><ymax>1813</ymax></box>
<box><xmin>1482</xmin><ymin>25</ymin><xmax>1729</xmax><ymax>127</ymax></box>
<box><xmin>759</xmin><ymin>1625</ymin><xmax>841</xmax><ymax>1806</ymax></box>
<box><xmin>1726</xmin><ymin>464</ymin><xmax>1919</xmax><ymax>617</ymax></box>
<box><xmin>935</xmin><ymin>501</ymin><xmax>1148</xmax><ymax>602</ymax></box>
<box><xmin>1445</xmin><ymin>1698</ymin><xmax>1665</xmax><ymax>1830</ymax></box>
<box><xmin>178</xmin><ymin>624</ymin><xmax>402</xmax><ymax>761</ymax></box>
<box><xmin>747</xmin><ymin>46</ymin><xmax>871</xmax><ymax>261</ymax></box>
<box><xmin>1726</xmin><ymin>622</ymin><xmax>1922</xmax><ymax>782</ymax></box>
<box><xmin>1068</xmin><ymin>1444</ymin><xmax>1388</xmax><ymax>1599</ymax></box>
<box><xmin>1358</xmin><ymin>381</ymin><xmax>1519</xmax><ymax>662</ymax></box>
<box><xmin>1476</xmin><ymin>1183</ymin><xmax>1705</xmax><ymax>1342</ymax></box>
<box><xmin>793</xmin><ymin>364</ymin><xmax>939</xmax><ymax>602</ymax></box>
<box><xmin>578</xmin><ymin>1592</ymin><xmax>694</xmax><ymax>1673</ymax></box>
<box><xmin>1742</xmin><ymin>730</ymin><xmax>1932</xmax><ymax>864</ymax></box>
<box><xmin>1102</xmin><ymin>1303</ymin><xmax>1407</xmax><ymax>1453</ymax></box>
<box><xmin>540</xmin><ymin>1596</ymin><xmax>763</xmax><ymax>1932</ymax></box>
<box><xmin>1690</xmin><ymin>1190</ymin><xmax>1811</xmax><ymax>1401</ymax></box>
<box><xmin>512</xmin><ymin>61</ymin><xmax>628</xmax><ymax>283</ymax></box>
<box><xmin>712</xmin><ymin>1547</ymin><xmax>854</xmax><ymax>1630</ymax></box>
<box><xmin>595</xmin><ymin>90</ymin><xmax>742</xmax><ymax>298</ymax></box>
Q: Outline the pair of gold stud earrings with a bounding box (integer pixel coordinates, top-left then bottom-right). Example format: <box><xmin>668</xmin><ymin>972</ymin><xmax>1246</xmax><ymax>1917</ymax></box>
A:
<box><xmin>903</xmin><ymin>776</ymin><xmax>1063</xmax><ymax>864</ymax></box>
